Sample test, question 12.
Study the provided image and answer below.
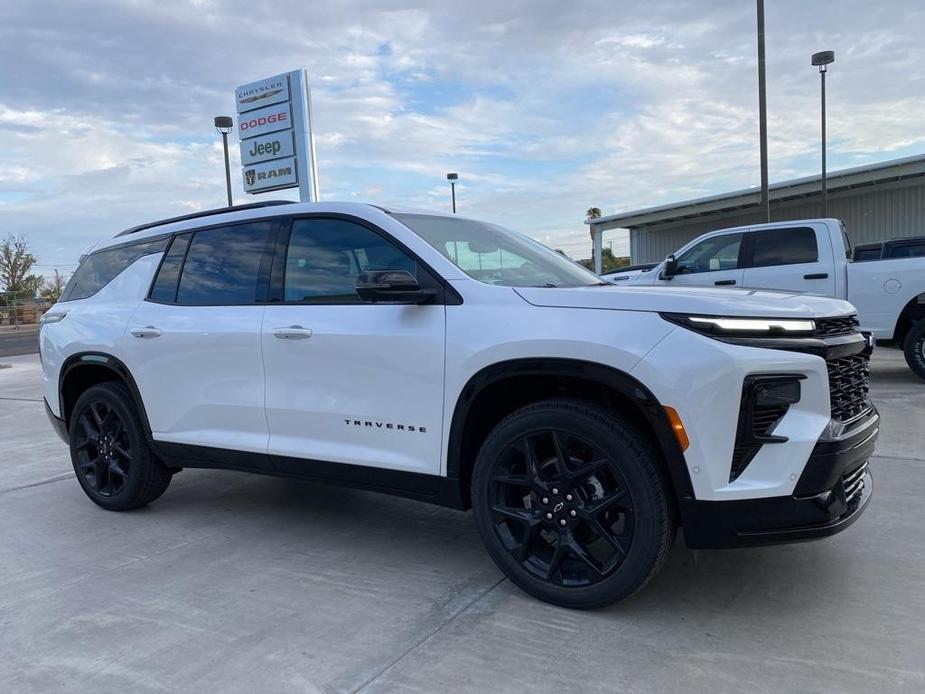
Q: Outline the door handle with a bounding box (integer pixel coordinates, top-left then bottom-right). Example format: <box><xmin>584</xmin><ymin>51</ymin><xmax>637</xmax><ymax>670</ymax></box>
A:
<box><xmin>714</xmin><ymin>279</ymin><xmax>736</xmax><ymax>286</ymax></box>
<box><xmin>130</xmin><ymin>326</ymin><xmax>162</xmax><ymax>338</ymax></box>
<box><xmin>273</xmin><ymin>325</ymin><xmax>313</xmax><ymax>340</ymax></box>
<box><xmin>804</xmin><ymin>273</ymin><xmax>829</xmax><ymax>280</ymax></box>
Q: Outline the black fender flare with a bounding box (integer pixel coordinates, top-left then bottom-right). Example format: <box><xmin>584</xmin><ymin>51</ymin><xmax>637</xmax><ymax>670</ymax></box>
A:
<box><xmin>446</xmin><ymin>358</ymin><xmax>696</xmax><ymax>508</ymax></box>
<box><xmin>58</xmin><ymin>352</ymin><xmax>153</xmax><ymax>436</ymax></box>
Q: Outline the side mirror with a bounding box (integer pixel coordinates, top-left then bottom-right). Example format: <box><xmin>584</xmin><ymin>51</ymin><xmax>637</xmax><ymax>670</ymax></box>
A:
<box><xmin>355</xmin><ymin>270</ymin><xmax>436</xmax><ymax>304</ymax></box>
<box><xmin>660</xmin><ymin>254</ymin><xmax>678</xmax><ymax>280</ymax></box>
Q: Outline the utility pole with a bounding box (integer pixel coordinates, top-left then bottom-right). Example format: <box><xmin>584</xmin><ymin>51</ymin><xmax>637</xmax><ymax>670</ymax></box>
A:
<box><xmin>756</xmin><ymin>0</ymin><xmax>770</xmax><ymax>223</ymax></box>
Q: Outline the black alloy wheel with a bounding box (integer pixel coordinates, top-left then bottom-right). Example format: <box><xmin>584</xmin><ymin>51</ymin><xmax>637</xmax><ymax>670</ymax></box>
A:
<box><xmin>74</xmin><ymin>400</ymin><xmax>131</xmax><ymax>497</ymax></box>
<box><xmin>69</xmin><ymin>382</ymin><xmax>173</xmax><ymax>511</ymax></box>
<box><xmin>472</xmin><ymin>399</ymin><xmax>674</xmax><ymax>608</ymax></box>
<box><xmin>487</xmin><ymin>430</ymin><xmax>634</xmax><ymax>587</ymax></box>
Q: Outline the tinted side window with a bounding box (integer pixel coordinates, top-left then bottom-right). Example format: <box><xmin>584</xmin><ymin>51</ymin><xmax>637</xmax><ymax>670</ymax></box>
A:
<box><xmin>751</xmin><ymin>227</ymin><xmax>818</xmax><ymax>267</ymax></box>
<box><xmin>61</xmin><ymin>238</ymin><xmax>168</xmax><ymax>302</ymax></box>
<box><xmin>283</xmin><ymin>218</ymin><xmax>420</xmax><ymax>303</ymax></box>
<box><xmin>676</xmin><ymin>233</ymin><xmax>743</xmax><ymax>274</ymax></box>
<box><xmin>149</xmin><ymin>233</ymin><xmax>191</xmax><ymax>303</ymax></box>
<box><xmin>176</xmin><ymin>222</ymin><xmax>274</xmax><ymax>305</ymax></box>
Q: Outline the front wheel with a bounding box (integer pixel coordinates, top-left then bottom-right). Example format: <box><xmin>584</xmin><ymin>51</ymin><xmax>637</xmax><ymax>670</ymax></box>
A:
<box><xmin>472</xmin><ymin>399</ymin><xmax>675</xmax><ymax>609</ymax></box>
<box><xmin>904</xmin><ymin>320</ymin><xmax>925</xmax><ymax>381</ymax></box>
<box><xmin>69</xmin><ymin>382</ymin><xmax>172</xmax><ymax>511</ymax></box>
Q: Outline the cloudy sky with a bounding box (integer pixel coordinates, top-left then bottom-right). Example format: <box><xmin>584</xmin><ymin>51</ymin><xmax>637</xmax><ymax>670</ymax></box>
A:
<box><xmin>1</xmin><ymin>0</ymin><xmax>923</xmax><ymax>275</ymax></box>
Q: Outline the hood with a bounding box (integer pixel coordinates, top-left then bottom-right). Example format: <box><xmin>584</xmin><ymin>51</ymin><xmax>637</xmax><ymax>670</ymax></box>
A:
<box><xmin>514</xmin><ymin>284</ymin><xmax>855</xmax><ymax>318</ymax></box>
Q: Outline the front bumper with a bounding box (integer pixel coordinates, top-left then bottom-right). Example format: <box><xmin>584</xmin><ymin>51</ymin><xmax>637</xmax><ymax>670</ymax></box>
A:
<box><xmin>45</xmin><ymin>398</ymin><xmax>69</xmax><ymax>444</ymax></box>
<box><xmin>682</xmin><ymin>408</ymin><xmax>878</xmax><ymax>549</ymax></box>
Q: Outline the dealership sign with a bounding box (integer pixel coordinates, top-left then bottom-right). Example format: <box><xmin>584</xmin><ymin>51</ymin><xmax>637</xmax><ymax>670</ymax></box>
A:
<box><xmin>237</xmin><ymin>102</ymin><xmax>291</xmax><ymax>140</ymax></box>
<box><xmin>240</xmin><ymin>131</ymin><xmax>295</xmax><ymax>166</ymax></box>
<box><xmin>234</xmin><ymin>70</ymin><xmax>319</xmax><ymax>200</ymax></box>
<box><xmin>242</xmin><ymin>157</ymin><xmax>298</xmax><ymax>194</ymax></box>
<box><xmin>235</xmin><ymin>74</ymin><xmax>290</xmax><ymax>113</ymax></box>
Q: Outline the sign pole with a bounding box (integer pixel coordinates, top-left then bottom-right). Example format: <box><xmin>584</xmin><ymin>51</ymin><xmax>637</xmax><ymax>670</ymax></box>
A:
<box><xmin>303</xmin><ymin>69</ymin><xmax>320</xmax><ymax>202</ymax></box>
<box><xmin>289</xmin><ymin>69</ymin><xmax>320</xmax><ymax>202</ymax></box>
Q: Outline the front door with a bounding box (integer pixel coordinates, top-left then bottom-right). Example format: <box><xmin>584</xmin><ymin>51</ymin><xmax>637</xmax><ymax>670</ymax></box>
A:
<box><xmin>662</xmin><ymin>231</ymin><xmax>745</xmax><ymax>288</ymax></box>
<box><xmin>261</xmin><ymin>216</ymin><xmax>446</xmax><ymax>476</ymax></box>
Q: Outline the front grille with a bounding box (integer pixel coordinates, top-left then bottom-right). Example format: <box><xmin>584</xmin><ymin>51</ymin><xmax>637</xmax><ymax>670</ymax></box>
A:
<box><xmin>826</xmin><ymin>353</ymin><xmax>871</xmax><ymax>422</ymax></box>
<box><xmin>842</xmin><ymin>461</ymin><xmax>869</xmax><ymax>506</ymax></box>
<box><xmin>814</xmin><ymin>314</ymin><xmax>859</xmax><ymax>337</ymax></box>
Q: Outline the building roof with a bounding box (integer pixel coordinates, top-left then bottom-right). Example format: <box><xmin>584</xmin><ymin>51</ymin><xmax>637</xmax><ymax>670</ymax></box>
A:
<box><xmin>589</xmin><ymin>153</ymin><xmax>925</xmax><ymax>230</ymax></box>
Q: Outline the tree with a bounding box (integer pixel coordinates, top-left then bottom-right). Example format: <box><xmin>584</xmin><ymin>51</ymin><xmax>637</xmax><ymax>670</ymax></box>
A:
<box><xmin>585</xmin><ymin>208</ymin><xmax>603</xmax><ymax>265</ymax></box>
<box><xmin>576</xmin><ymin>249</ymin><xmax>629</xmax><ymax>273</ymax></box>
<box><xmin>0</xmin><ymin>235</ymin><xmax>40</xmax><ymax>298</ymax></box>
<box><xmin>41</xmin><ymin>270</ymin><xmax>66</xmax><ymax>303</ymax></box>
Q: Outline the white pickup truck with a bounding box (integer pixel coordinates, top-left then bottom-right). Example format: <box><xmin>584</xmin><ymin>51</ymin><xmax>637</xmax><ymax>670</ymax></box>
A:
<box><xmin>613</xmin><ymin>218</ymin><xmax>925</xmax><ymax>379</ymax></box>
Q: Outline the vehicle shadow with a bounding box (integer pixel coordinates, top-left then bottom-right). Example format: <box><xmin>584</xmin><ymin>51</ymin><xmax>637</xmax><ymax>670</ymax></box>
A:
<box><xmin>151</xmin><ymin>468</ymin><xmax>859</xmax><ymax>619</ymax></box>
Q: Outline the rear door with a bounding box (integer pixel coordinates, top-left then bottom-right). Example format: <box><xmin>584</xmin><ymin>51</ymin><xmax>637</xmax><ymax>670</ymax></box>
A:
<box><xmin>122</xmin><ymin>220</ymin><xmax>277</xmax><ymax>455</ymax></box>
<box><xmin>663</xmin><ymin>231</ymin><xmax>745</xmax><ymax>288</ymax></box>
<box><xmin>261</xmin><ymin>216</ymin><xmax>447</xmax><ymax>477</ymax></box>
<box><xmin>741</xmin><ymin>225</ymin><xmax>837</xmax><ymax>296</ymax></box>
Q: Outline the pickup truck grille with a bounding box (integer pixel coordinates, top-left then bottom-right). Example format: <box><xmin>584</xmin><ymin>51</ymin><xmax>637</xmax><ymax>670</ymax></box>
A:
<box><xmin>827</xmin><ymin>353</ymin><xmax>871</xmax><ymax>422</ymax></box>
<box><xmin>814</xmin><ymin>315</ymin><xmax>859</xmax><ymax>337</ymax></box>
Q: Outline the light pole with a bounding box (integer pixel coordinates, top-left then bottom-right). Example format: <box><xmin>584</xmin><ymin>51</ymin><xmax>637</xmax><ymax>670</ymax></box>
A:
<box><xmin>214</xmin><ymin>116</ymin><xmax>234</xmax><ymax>207</ymax></box>
<box><xmin>812</xmin><ymin>50</ymin><xmax>835</xmax><ymax>217</ymax></box>
<box><xmin>446</xmin><ymin>172</ymin><xmax>458</xmax><ymax>213</ymax></box>
<box><xmin>756</xmin><ymin>0</ymin><xmax>770</xmax><ymax>223</ymax></box>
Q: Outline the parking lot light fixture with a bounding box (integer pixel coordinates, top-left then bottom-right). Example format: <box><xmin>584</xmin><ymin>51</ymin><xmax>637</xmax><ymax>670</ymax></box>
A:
<box><xmin>811</xmin><ymin>50</ymin><xmax>835</xmax><ymax>217</ymax></box>
<box><xmin>446</xmin><ymin>173</ymin><xmax>459</xmax><ymax>213</ymax></box>
<box><xmin>214</xmin><ymin>116</ymin><xmax>234</xmax><ymax>207</ymax></box>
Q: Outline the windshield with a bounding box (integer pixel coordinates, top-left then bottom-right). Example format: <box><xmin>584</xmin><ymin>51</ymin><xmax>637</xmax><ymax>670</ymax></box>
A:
<box><xmin>393</xmin><ymin>213</ymin><xmax>602</xmax><ymax>288</ymax></box>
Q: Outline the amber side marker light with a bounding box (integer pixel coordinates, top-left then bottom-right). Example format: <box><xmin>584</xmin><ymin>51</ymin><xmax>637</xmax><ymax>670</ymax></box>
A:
<box><xmin>663</xmin><ymin>406</ymin><xmax>690</xmax><ymax>452</ymax></box>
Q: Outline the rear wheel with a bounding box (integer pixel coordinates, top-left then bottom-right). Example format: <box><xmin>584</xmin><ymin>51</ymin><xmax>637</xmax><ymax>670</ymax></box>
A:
<box><xmin>903</xmin><ymin>321</ymin><xmax>925</xmax><ymax>381</ymax></box>
<box><xmin>69</xmin><ymin>382</ymin><xmax>172</xmax><ymax>511</ymax></box>
<box><xmin>472</xmin><ymin>398</ymin><xmax>674</xmax><ymax>608</ymax></box>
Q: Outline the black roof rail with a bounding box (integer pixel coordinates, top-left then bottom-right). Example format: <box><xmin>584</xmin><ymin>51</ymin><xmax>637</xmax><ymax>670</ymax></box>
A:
<box><xmin>114</xmin><ymin>200</ymin><xmax>297</xmax><ymax>238</ymax></box>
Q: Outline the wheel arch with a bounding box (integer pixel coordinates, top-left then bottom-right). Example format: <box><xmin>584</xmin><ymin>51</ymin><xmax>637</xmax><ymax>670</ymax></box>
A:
<box><xmin>446</xmin><ymin>358</ymin><xmax>695</xmax><ymax>513</ymax></box>
<box><xmin>892</xmin><ymin>292</ymin><xmax>925</xmax><ymax>346</ymax></box>
<box><xmin>59</xmin><ymin>352</ymin><xmax>152</xmax><ymax>436</ymax></box>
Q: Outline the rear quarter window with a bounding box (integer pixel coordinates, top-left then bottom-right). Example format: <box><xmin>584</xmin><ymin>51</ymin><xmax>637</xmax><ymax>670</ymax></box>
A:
<box><xmin>60</xmin><ymin>238</ymin><xmax>168</xmax><ymax>302</ymax></box>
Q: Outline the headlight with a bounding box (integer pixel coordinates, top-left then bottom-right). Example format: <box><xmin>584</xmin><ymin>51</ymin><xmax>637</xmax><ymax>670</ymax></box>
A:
<box><xmin>39</xmin><ymin>311</ymin><xmax>67</xmax><ymax>325</ymax></box>
<box><xmin>662</xmin><ymin>313</ymin><xmax>815</xmax><ymax>336</ymax></box>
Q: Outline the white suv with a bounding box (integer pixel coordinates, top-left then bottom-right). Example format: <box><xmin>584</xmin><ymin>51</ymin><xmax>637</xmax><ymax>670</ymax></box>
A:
<box><xmin>41</xmin><ymin>201</ymin><xmax>878</xmax><ymax>608</ymax></box>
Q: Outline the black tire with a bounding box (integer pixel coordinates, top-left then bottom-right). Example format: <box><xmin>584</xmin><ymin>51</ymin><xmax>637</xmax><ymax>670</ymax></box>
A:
<box><xmin>903</xmin><ymin>320</ymin><xmax>925</xmax><ymax>381</ymax></box>
<box><xmin>472</xmin><ymin>398</ymin><xmax>675</xmax><ymax>609</ymax></box>
<box><xmin>68</xmin><ymin>382</ymin><xmax>172</xmax><ymax>511</ymax></box>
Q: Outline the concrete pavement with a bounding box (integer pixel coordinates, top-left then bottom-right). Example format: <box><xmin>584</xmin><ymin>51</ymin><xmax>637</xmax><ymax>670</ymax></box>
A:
<box><xmin>1</xmin><ymin>350</ymin><xmax>923</xmax><ymax>693</ymax></box>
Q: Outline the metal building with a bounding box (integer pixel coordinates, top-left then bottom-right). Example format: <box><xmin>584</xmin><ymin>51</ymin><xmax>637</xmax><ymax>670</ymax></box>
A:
<box><xmin>588</xmin><ymin>154</ymin><xmax>925</xmax><ymax>265</ymax></box>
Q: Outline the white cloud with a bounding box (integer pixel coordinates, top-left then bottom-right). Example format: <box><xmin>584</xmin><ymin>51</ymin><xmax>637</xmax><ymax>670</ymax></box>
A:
<box><xmin>0</xmin><ymin>0</ymin><xmax>922</xmax><ymax>266</ymax></box>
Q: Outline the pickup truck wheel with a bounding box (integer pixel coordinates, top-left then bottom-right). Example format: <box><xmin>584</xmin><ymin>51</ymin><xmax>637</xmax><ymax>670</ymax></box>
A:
<box><xmin>472</xmin><ymin>398</ymin><xmax>674</xmax><ymax>609</ymax></box>
<box><xmin>69</xmin><ymin>382</ymin><xmax>172</xmax><ymax>511</ymax></box>
<box><xmin>904</xmin><ymin>321</ymin><xmax>925</xmax><ymax>381</ymax></box>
